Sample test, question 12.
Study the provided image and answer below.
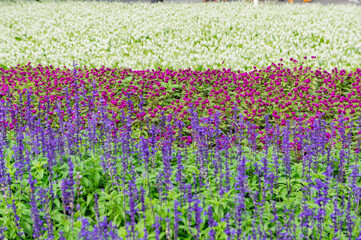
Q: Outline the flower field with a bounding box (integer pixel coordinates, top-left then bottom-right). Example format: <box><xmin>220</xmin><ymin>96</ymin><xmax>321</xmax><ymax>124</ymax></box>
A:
<box><xmin>1</xmin><ymin>1</ymin><xmax>361</xmax><ymax>72</ymax></box>
<box><xmin>1</xmin><ymin>1</ymin><xmax>361</xmax><ymax>240</ymax></box>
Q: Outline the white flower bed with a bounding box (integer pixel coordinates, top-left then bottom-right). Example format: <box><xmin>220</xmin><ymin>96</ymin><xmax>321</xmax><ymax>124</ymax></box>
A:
<box><xmin>0</xmin><ymin>1</ymin><xmax>360</xmax><ymax>71</ymax></box>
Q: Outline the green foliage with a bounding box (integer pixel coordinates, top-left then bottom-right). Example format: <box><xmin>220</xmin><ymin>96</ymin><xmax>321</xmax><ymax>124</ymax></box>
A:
<box><xmin>1</xmin><ymin>130</ymin><xmax>361</xmax><ymax>239</ymax></box>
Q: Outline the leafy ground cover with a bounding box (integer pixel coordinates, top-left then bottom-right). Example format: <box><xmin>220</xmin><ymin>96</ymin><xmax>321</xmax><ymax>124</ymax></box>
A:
<box><xmin>1</xmin><ymin>91</ymin><xmax>361</xmax><ymax>239</ymax></box>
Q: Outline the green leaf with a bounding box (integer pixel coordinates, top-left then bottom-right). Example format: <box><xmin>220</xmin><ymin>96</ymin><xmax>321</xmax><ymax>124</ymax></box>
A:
<box><xmin>20</xmin><ymin>221</ymin><xmax>33</xmax><ymax>236</ymax></box>
<box><xmin>87</xmin><ymin>194</ymin><xmax>93</xmax><ymax>206</ymax></box>
<box><xmin>37</xmin><ymin>169</ymin><xmax>44</xmax><ymax>179</ymax></box>
<box><xmin>54</xmin><ymin>198</ymin><xmax>61</xmax><ymax>209</ymax></box>
<box><xmin>94</xmin><ymin>172</ymin><xmax>100</xmax><ymax>187</ymax></box>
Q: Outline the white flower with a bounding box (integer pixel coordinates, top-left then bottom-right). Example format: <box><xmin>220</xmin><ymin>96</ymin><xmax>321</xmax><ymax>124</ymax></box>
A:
<box><xmin>0</xmin><ymin>2</ymin><xmax>360</xmax><ymax>71</ymax></box>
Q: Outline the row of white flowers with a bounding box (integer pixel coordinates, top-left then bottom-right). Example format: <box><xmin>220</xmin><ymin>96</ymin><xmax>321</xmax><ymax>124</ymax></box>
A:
<box><xmin>0</xmin><ymin>1</ymin><xmax>360</xmax><ymax>71</ymax></box>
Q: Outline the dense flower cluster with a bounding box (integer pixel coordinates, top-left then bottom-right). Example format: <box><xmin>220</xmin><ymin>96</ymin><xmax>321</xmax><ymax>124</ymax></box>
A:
<box><xmin>1</xmin><ymin>59</ymin><xmax>361</xmax><ymax>150</ymax></box>
<box><xmin>0</xmin><ymin>2</ymin><xmax>361</xmax><ymax>71</ymax></box>
<box><xmin>0</xmin><ymin>69</ymin><xmax>361</xmax><ymax>238</ymax></box>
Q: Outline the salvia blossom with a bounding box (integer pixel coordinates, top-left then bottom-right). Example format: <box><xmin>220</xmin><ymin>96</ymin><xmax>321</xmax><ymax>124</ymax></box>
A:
<box><xmin>205</xmin><ymin>206</ymin><xmax>218</xmax><ymax>240</ymax></box>
<box><xmin>61</xmin><ymin>158</ymin><xmax>75</xmax><ymax>220</ymax></box>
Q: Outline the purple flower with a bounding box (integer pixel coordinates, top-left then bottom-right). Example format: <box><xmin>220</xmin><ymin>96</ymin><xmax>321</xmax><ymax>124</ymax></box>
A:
<box><xmin>205</xmin><ymin>206</ymin><xmax>218</xmax><ymax>240</ymax></box>
<box><xmin>28</xmin><ymin>168</ymin><xmax>43</xmax><ymax>239</ymax></box>
<box><xmin>345</xmin><ymin>199</ymin><xmax>357</xmax><ymax>239</ymax></box>
<box><xmin>59</xmin><ymin>231</ymin><xmax>66</xmax><ymax>240</ymax></box>
<box><xmin>152</xmin><ymin>215</ymin><xmax>162</xmax><ymax>240</ymax></box>
<box><xmin>221</xmin><ymin>212</ymin><xmax>235</xmax><ymax>240</ymax></box>
<box><xmin>139</xmin><ymin>187</ymin><xmax>148</xmax><ymax>240</ymax></box>
<box><xmin>61</xmin><ymin>158</ymin><xmax>75</xmax><ymax>218</ymax></box>
<box><xmin>192</xmin><ymin>199</ymin><xmax>203</xmax><ymax>240</ymax></box>
<box><xmin>282</xmin><ymin>120</ymin><xmax>292</xmax><ymax>198</ymax></box>
<box><xmin>174</xmin><ymin>199</ymin><xmax>181</xmax><ymax>239</ymax></box>
<box><xmin>126</xmin><ymin>169</ymin><xmax>139</xmax><ymax>239</ymax></box>
<box><xmin>0</xmin><ymin>227</ymin><xmax>7</xmax><ymax>240</ymax></box>
<box><xmin>175</xmin><ymin>150</ymin><xmax>184</xmax><ymax>190</ymax></box>
<box><xmin>10</xmin><ymin>200</ymin><xmax>23</xmax><ymax>238</ymax></box>
<box><xmin>78</xmin><ymin>217</ymin><xmax>121</xmax><ymax>240</ymax></box>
